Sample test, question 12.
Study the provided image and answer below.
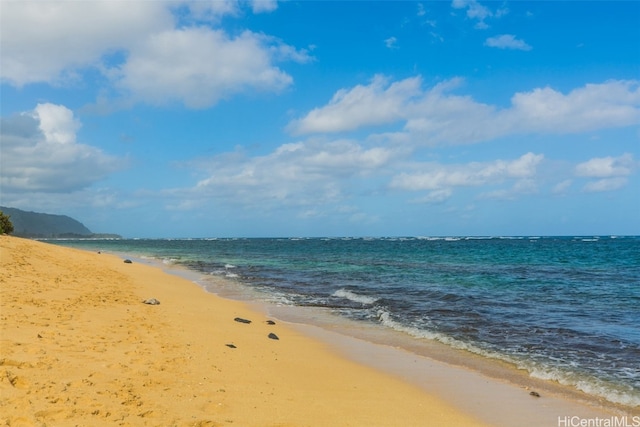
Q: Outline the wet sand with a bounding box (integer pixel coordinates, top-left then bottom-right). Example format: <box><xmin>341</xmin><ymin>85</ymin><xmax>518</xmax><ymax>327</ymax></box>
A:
<box><xmin>0</xmin><ymin>236</ymin><xmax>624</xmax><ymax>426</ymax></box>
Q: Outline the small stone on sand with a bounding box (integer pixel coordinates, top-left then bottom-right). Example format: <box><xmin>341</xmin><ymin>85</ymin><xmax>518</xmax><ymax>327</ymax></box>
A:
<box><xmin>268</xmin><ymin>333</ymin><xmax>279</xmax><ymax>340</ymax></box>
<box><xmin>234</xmin><ymin>317</ymin><xmax>252</xmax><ymax>324</ymax></box>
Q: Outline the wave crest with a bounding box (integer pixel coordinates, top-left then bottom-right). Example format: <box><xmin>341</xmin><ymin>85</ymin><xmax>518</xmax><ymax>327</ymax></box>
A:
<box><xmin>332</xmin><ymin>289</ymin><xmax>378</xmax><ymax>305</ymax></box>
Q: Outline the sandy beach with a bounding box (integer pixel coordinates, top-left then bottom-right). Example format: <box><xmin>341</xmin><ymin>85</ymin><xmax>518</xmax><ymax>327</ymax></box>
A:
<box><xmin>0</xmin><ymin>236</ymin><xmax>626</xmax><ymax>426</ymax></box>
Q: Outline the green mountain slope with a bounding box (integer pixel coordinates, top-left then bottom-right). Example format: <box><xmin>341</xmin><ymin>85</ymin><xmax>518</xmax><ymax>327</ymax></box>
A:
<box><xmin>0</xmin><ymin>206</ymin><xmax>109</xmax><ymax>238</ymax></box>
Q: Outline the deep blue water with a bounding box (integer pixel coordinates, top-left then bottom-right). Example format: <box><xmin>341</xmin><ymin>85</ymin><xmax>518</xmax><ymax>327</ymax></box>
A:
<box><xmin>51</xmin><ymin>236</ymin><xmax>640</xmax><ymax>407</ymax></box>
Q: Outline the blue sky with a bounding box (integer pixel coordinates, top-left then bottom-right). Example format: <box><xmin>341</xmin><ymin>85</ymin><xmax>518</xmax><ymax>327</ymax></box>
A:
<box><xmin>1</xmin><ymin>0</ymin><xmax>639</xmax><ymax>238</ymax></box>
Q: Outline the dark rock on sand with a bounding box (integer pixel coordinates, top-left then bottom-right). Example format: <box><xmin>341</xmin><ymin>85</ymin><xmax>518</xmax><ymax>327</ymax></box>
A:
<box><xmin>234</xmin><ymin>317</ymin><xmax>252</xmax><ymax>324</ymax></box>
<box><xmin>268</xmin><ymin>333</ymin><xmax>279</xmax><ymax>340</ymax></box>
<box><xmin>124</xmin><ymin>259</ymin><xmax>133</xmax><ymax>264</ymax></box>
<box><xmin>529</xmin><ymin>391</ymin><xmax>541</xmax><ymax>397</ymax></box>
<box><xmin>266</xmin><ymin>320</ymin><xmax>276</xmax><ymax>325</ymax></box>
<box><xmin>143</xmin><ymin>298</ymin><xmax>161</xmax><ymax>305</ymax></box>
<box><xmin>226</xmin><ymin>344</ymin><xmax>237</xmax><ymax>349</ymax></box>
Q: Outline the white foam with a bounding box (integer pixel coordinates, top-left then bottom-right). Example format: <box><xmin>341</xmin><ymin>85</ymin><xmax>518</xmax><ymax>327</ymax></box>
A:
<box><xmin>376</xmin><ymin>310</ymin><xmax>492</xmax><ymax>356</ymax></box>
<box><xmin>527</xmin><ymin>365</ymin><xmax>640</xmax><ymax>407</ymax></box>
<box><xmin>377</xmin><ymin>310</ymin><xmax>640</xmax><ymax>408</ymax></box>
<box><xmin>225</xmin><ymin>263</ymin><xmax>236</xmax><ymax>269</ymax></box>
<box><xmin>333</xmin><ymin>289</ymin><xmax>378</xmax><ymax>305</ymax></box>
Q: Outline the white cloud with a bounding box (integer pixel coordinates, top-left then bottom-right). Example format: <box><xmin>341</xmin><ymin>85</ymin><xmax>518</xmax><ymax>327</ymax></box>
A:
<box><xmin>389</xmin><ymin>152</ymin><xmax>543</xmax><ymax>193</ymax></box>
<box><xmin>114</xmin><ymin>28</ymin><xmax>308</xmax><ymax>108</ymax></box>
<box><xmin>288</xmin><ymin>76</ymin><xmax>640</xmax><ymax>147</ymax></box>
<box><xmin>181</xmin><ymin>138</ymin><xmax>398</xmax><ymax>210</ymax></box>
<box><xmin>186</xmin><ymin>0</ymin><xmax>278</xmax><ymax>18</ymax></box>
<box><xmin>552</xmin><ymin>179</ymin><xmax>573</xmax><ymax>195</ymax></box>
<box><xmin>485</xmin><ymin>34</ymin><xmax>532</xmax><ymax>51</ymax></box>
<box><xmin>411</xmin><ymin>188</ymin><xmax>453</xmax><ymax>204</ymax></box>
<box><xmin>451</xmin><ymin>0</ymin><xmax>494</xmax><ymax>29</ymax></box>
<box><xmin>287</xmin><ymin>75</ymin><xmax>423</xmax><ymax>135</ymax></box>
<box><xmin>176</xmin><ymin>146</ymin><xmax>547</xmax><ymax>214</ymax></box>
<box><xmin>1</xmin><ymin>1</ymin><xmax>307</xmax><ymax>109</ymax></box>
<box><xmin>0</xmin><ymin>104</ymin><xmax>123</xmax><ymax>193</ymax></box>
<box><xmin>507</xmin><ymin>81</ymin><xmax>640</xmax><ymax>133</ymax></box>
<box><xmin>479</xmin><ymin>178</ymin><xmax>538</xmax><ymax>200</ymax></box>
<box><xmin>582</xmin><ymin>178</ymin><xmax>628</xmax><ymax>193</ymax></box>
<box><xmin>33</xmin><ymin>103</ymin><xmax>81</xmax><ymax>144</ymax></box>
<box><xmin>0</xmin><ymin>1</ymin><xmax>174</xmax><ymax>86</ymax></box>
<box><xmin>250</xmin><ymin>0</ymin><xmax>278</xmax><ymax>13</ymax></box>
<box><xmin>451</xmin><ymin>0</ymin><xmax>490</xmax><ymax>18</ymax></box>
<box><xmin>385</xmin><ymin>37</ymin><xmax>398</xmax><ymax>49</ymax></box>
<box><xmin>574</xmin><ymin>153</ymin><xmax>636</xmax><ymax>178</ymax></box>
<box><xmin>184</xmin><ymin>0</ymin><xmax>236</xmax><ymax>18</ymax></box>
<box><xmin>574</xmin><ymin>154</ymin><xmax>637</xmax><ymax>193</ymax></box>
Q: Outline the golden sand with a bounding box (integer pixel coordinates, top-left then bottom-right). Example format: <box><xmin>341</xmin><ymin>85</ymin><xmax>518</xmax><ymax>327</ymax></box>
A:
<box><xmin>1</xmin><ymin>236</ymin><xmax>490</xmax><ymax>426</ymax></box>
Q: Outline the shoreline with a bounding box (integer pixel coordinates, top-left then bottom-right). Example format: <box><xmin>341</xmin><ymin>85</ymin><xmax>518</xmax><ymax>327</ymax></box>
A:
<box><xmin>2</xmin><ymin>236</ymin><xmax>633</xmax><ymax>426</ymax></box>
<box><xmin>151</xmin><ymin>255</ymin><xmax>639</xmax><ymax>424</ymax></box>
<box><xmin>82</xmin><ymin>243</ymin><xmax>637</xmax><ymax>421</ymax></box>
<box><xmin>129</xmin><ymin>250</ymin><xmax>637</xmax><ymax>418</ymax></box>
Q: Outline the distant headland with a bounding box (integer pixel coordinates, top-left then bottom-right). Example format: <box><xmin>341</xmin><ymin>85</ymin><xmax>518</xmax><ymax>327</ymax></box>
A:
<box><xmin>0</xmin><ymin>206</ymin><xmax>121</xmax><ymax>239</ymax></box>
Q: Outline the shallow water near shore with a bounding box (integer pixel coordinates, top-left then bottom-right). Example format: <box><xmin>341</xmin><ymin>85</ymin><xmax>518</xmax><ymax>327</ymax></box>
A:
<box><xmin>51</xmin><ymin>236</ymin><xmax>640</xmax><ymax>409</ymax></box>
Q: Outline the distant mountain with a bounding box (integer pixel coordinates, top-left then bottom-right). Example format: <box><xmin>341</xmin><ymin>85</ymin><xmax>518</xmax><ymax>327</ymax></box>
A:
<box><xmin>0</xmin><ymin>206</ymin><xmax>120</xmax><ymax>238</ymax></box>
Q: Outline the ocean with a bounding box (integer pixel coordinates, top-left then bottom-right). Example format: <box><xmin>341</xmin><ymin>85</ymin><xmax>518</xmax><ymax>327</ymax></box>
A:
<box><xmin>51</xmin><ymin>236</ymin><xmax>640</xmax><ymax>408</ymax></box>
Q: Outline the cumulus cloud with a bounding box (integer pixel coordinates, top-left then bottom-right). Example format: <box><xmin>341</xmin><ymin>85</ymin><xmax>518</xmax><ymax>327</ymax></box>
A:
<box><xmin>485</xmin><ymin>34</ymin><xmax>532</xmax><ymax>51</ymax></box>
<box><xmin>287</xmin><ymin>75</ymin><xmax>423</xmax><ymax>135</ymax></box>
<box><xmin>574</xmin><ymin>153</ymin><xmax>636</xmax><ymax>178</ymax></box>
<box><xmin>581</xmin><ymin>178</ymin><xmax>628</xmax><ymax>193</ymax></box>
<box><xmin>171</xmin><ymin>134</ymin><xmax>635</xmax><ymax>214</ymax></box>
<box><xmin>175</xmin><ymin>142</ymin><xmax>547</xmax><ymax>214</ymax></box>
<box><xmin>33</xmin><ymin>103</ymin><xmax>81</xmax><ymax>144</ymax></box>
<box><xmin>288</xmin><ymin>76</ymin><xmax>640</xmax><ymax>146</ymax></box>
<box><xmin>1</xmin><ymin>0</ymin><xmax>307</xmax><ymax>108</ymax></box>
<box><xmin>552</xmin><ymin>179</ymin><xmax>573</xmax><ymax>195</ymax></box>
<box><xmin>114</xmin><ymin>28</ymin><xmax>309</xmax><ymax>108</ymax></box>
<box><xmin>186</xmin><ymin>0</ymin><xmax>277</xmax><ymax>19</ymax></box>
<box><xmin>0</xmin><ymin>104</ymin><xmax>123</xmax><ymax>193</ymax></box>
<box><xmin>250</xmin><ymin>0</ymin><xmax>278</xmax><ymax>14</ymax></box>
<box><xmin>182</xmin><ymin>1</ymin><xmax>239</xmax><ymax>22</ymax></box>
<box><xmin>575</xmin><ymin>154</ymin><xmax>637</xmax><ymax>193</ymax></box>
<box><xmin>506</xmin><ymin>81</ymin><xmax>640</xmax><ymax>133</ymax></box>
<box><xmin>0</xmin><ymin>1</ymin><xmax>173</xmax><ymax>86</ymax></box>
<box><xmin>181</xmin><ymin>138</ymin><xmax>398</xmax><ymax>210</ymax></box>
<box><xmin>389</xmin><ymin>152</ymin><xmax>543</xmax><ymax>195</ymax></box>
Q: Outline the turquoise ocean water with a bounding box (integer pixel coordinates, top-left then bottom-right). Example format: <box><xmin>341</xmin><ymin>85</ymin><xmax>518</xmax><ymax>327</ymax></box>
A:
<box><xmin>52</xmin><ymin>236</ymin><xmax>639</xmax><ymax>407</ymax></box>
